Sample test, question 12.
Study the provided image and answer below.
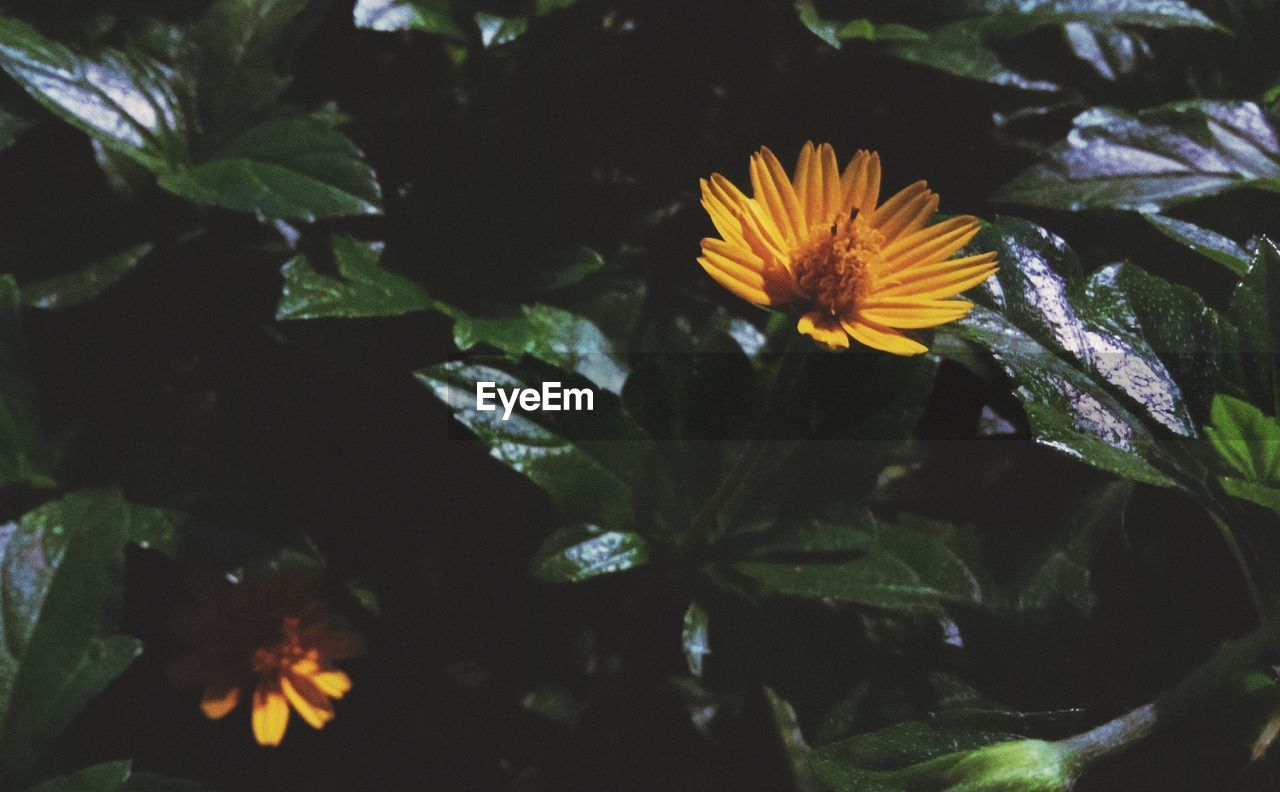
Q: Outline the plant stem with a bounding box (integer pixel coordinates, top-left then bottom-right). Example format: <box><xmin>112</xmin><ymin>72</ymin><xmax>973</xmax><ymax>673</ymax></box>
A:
<box><xmin>1061</xmin><ymin>620</ymin><xmax>1280</xmax><ymax>773</ymax></box>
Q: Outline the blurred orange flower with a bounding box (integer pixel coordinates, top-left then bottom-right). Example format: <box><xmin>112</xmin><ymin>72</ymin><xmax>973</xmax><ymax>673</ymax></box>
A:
<box><xmin>698</xmin><ymin>143</ymin><xmax>997</xmax><ymax>354</ymax></box>
<box><xmin>167</xmin><ymin>572</ymin><xmax>364</xmax><ymax>746</ymax></box>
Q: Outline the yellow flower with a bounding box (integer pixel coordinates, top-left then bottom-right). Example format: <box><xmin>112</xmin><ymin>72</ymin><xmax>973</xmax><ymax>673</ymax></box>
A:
<box><xmin>698</xmin><ymin>143</ymin><xmax>998</xmax><ymax>354</ymax></box>
<box><xmin>167</xmin><ymin>572</ymin><xmax>364</xmax><ymax>747</ymax></box>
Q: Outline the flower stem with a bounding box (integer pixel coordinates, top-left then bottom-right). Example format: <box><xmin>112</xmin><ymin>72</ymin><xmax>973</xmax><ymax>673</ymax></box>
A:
<box><xmin>1060</xmin><ymin>620</ymin><xmax>1280</xmax><ymax>774</ymax></box>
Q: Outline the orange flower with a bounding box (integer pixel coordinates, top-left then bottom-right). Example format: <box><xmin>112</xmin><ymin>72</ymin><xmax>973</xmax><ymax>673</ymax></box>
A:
<box><xmin>167</xmin><ymin>572</ymin><xmax>364</xmax><ymax>746</ymax></box>
<box><xmin>698</xmin><ymin>143</ymin><xmax>998</xmax><ymax>354</ymax></box>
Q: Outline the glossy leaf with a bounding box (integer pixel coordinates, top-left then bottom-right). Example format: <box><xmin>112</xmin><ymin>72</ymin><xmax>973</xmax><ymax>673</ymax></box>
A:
<box><xmin>1229</xmin><ymin>239</ymin><xmax>1280</xmax><ymax>411</ymax></box>
<box><xmin>353</xmin><ymin>0</ymin><xmax>469</xmax><ymax>39</ymax></box>
<box><xmin>996</xmin><ymin>101</ymin><xmax>1280</xmax><ymax>211</ymax></box>
<box><xmin>0</xmin><ymin>16</ymin><xmax>191</xmax><ymax>171</ymax></box>
<box><xmin>1063</xmin><ymin>22</ymin><xmax>1151</xmax><ymax>81</ymax></box>
<box><xmin>159</xmin><ymin>116</ymin><xmax>383</xmax><ymax>221</ymax></box>
<box><xmin>23</xmin><ymin>761</ymin><xmax>132</xmax><ymax>792</ymax></box>
<box><xmin>1143</xmin><ymin>213</ymin><xmax>1250</xmax><ymax>275</ymax></box>
<box><xmin>276</xmin><ymin>236</ymin><xmax>431</xmax><ymax>320</ymax></box>
<box><xmin>416</xmin><ymin>361</ymin><xmax>640</xmax><ymax>529</ymax></box>
<box><xmin>946</xmin><ymin>217</ymin><xmax>1210</xmax><ymax>486</ymax></box>
<box><xmin>731</xmin><ymin>513</ymin><xmax>987</xmax><ymax>614</ymax></box>
<box><xmin>529</xmin><ymin>524</ymin><xmax>649</xmax><ymax>582</ymax></box>
<box><xmin>449</xmin><ymin>303</ymin><xmax>628</xmax><ymax>394</ymax></box>
<box><xmin>0</xmin><ymin>276</ymin><xmax>50</xmax><ymax>490</ymax></box>
<box><xmin>979</xmin><ymin>0</ymin><xmax>1219</xmax><ymax>35</ymax></box>
<box><xmin>0</xmin><ymin>491</ymin><xmax>146</xmax><ymax>776</ymax></box>
<box><xmin>20</xmin><ymin>244</ymin><xmax>154</xmax><ymax>311</ymax></box>
<box><xmin>881</xmin><ymin>22</ymin><xmax>1060</xmax><ymax>92</ymax></box>
<box><xmin>194</xmin><ymin>0</ymin><xmax>311</xmax><ymax>128</ymax></box>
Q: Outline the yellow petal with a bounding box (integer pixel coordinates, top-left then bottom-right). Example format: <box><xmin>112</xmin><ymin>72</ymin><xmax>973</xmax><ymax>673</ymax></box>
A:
<box><xmin>841</xmin><ymin>319</ymin><xmax>929</xmax><ymax>356</ymax></box>
<box><xmin>282</xmin><ymin>672</ymin><xmax>335</xmax><ymax>730</ymax></box>
<box><xmin>840</xmin><ymin>150</ymin><xmax>881</xmax><ymax>216</ymax></box>
<box><xmin>792</xmin><ymin>141</ymin><xmax>817</xmax><ymax>224</ymax></box>
<box><xmin>252</xmin><ymin>684</ymin><xmax>290</xmax><ymax>746</ymax></box>
<box><xmin>869</xmin><ymin>181</ymin><xmax>931</xmax><ymax>240</ymax></box>
<box><xmin>859</xmin><ymin>299</ymin><xmax>974</xmax><ymax>329</ymax></box>
<box><xmin>700</xmin><ymin>178</ymin><xmax>744</xmax><ymax>245</ymax></box>
<box><xmin>200</xmin><ymin>684</ymin><xmax>241</xmax><ymax>720</ymax></box>
<box><xmin>879</xmin><ymin>253</ymin><xmax>999</xmax><ymax>300</ymax></box>
<box><xmin>751</xmin><ymin>146</ymin><xmax>806</xmax><ymax>242</ymax></box>
<box><xmin>698</xmin><ymin>256</ymin><xmax>773</xmax><ymax>305</ymax></box>
<box><xmin>797</xmin><ymin>311</ymin><xmax>850</xmax><ymax>349</ymax></box>
<box><xmin>879</xmin><ymin>190</ymin><xmax>939</xmax><ymax>242</ymax></box>
<box><xmin>819</xmin><ymin>144</ymin><xmax>842</xmax><ymax>225</ymax></box>
<box><xmin>310</xmin><ymin>669</ymin><xmax>353</xmax><ymax>699</ymax></box>
<box><xmin>880</xmin><ymin>216</ymin><xmax>982</xmax><ymax>271</ymax></box>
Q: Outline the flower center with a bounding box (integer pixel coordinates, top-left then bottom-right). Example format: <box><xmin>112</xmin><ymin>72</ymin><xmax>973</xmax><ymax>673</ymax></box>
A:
<box><xmin>791</xmin><ymin>212</ymin><xmax>884</xmax><ymax>316</ymax></box>
<box><xmin>251</xmin><ymin>616</ymin><xmax>316</xmax><ymax>675</ymax></box>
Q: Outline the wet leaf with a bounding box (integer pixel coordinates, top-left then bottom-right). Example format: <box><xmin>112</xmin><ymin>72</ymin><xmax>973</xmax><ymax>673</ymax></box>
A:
<box><xmin>353</xmin><ymin>0</ymin><xmax>469</xmax><ymax>39</ymax></box>
<box><xmin>996</xmin><ymin>101</ymin><xmax>1280</xmax><ymax>211</ymax></box>
<box><xmin>1063</xmin><ymin>22</ymin><xmax>1151</xmax><ymax>81</ymax></box>
<box><xmin>0</xmin><ymin>16</ymin><xmax>192</xmax><ymax>171</ymax></box>
<box><xmin>159</xmin><ymin>115</ymin><xmax>383</xmax><ymax>221</ymax></box>
<box><xmin>731</xmin><ymin>512</ymin><xmax>988</xmax><ymax>614</ymax></box>
<box><xmin>0</xmin><ymin>491</ymin><xmax>146</xmax><ymax>777</ymax></box>
<box><xmin>276</xmin><ymin>236</ymin><xmax>431</xmax><ymax>320</ymax></box>
<box><xmin>880</xmin><ymin>22</ymin><xmax>1060</xmax><ymax>92</ymax></box>
<box><xmin>416</xmin><ymin>361</ymin><xmax>643</xmax><ymax>529</ymax></box>
<box><xmin>20</xmin><ymin>244</ymin><xmax>154</xmax><ymax>311</ymax></box>
<box><xmin>530</xmin><ymin>524</ymin><xmax>649</xmax><ymax>582</ymax></box>
<box><xmin>449</xmin><ymin>303</ymin><xmax>628</xmax><ymax>394</ymax></box>
<box><xmin>946</xmin><ymin>217</ymin><xmax>1209</xmax><ymax>486</ymax></box>
<box><xmin>1143</xmin><ymin>213</ymin><xmax>1250</xmax><ymax>275</ymax></box>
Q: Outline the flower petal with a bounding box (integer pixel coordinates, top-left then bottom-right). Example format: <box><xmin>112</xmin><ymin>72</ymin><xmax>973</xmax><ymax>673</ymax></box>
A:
<box><xmin>841</xmin><ymin>319</ymin><xmax>929</xmax><ymax>356</ymax></box>
<box><xmin>880</xmin><ymin>216</ymin><xmax>981</xmax><ymax>271</ymax></box>
<box><xmin>878</xmin><ymin>253</ymin><xmax>999</xmax><ymax>300</ymax></box>
<box><xmin>699</xmin><ymin>239</ymin><xmax>795</xmax><ymax>305</ymax></box>
<box><xmin>797</xmin><ymin>311</ymin><xmax>850</xmax><ymax>349</ymax></box>
<box><xmin>252</xmin><ymin>683</ymin><xmax>290</xmax><ymax>746</ymax></box>
<box><xmin>200</xmin><ymin>683</ymin><xmax>241</xmax><ymax>720</ymax></box>
<box><xmin>751</xmin><ymin>147</ymin><xmax>806</xmax><ymax>242</ymax></box>
<box><xmin>859</xmin><ymin>299</ymin><xmax>974</xmax><ymax>329</ymax></box>
<box><xmin>311</xmin><ymin>668</ymin><xmax>353</xmax><ymax>699</ymax></box>
<box><xmin>869</xmin><ymin>181</ymin><xmax>933</xmax><ymax>242</ymax></box>
<box><xmin>283</xmin><ymin>671</ymin><xmax>335</xmax><ymax>730</ymax></box>
<box><xmin>700</xmin><ymin>178</ymin><xmax>744</xmax><ymax>245</ymax></box>
<box><xmin>840</xmin><ymin>150</ymin><xmax>881</xmax><ymax>216</ymax></box>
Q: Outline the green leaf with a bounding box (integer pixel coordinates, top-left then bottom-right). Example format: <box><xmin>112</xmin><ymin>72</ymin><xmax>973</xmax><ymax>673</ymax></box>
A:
<box><xmin>881</xmin><ymin>21</ymin><xmax>1060</xmax><ymax>92</ymax></box>
<box><xmin>1063</xmin><ymin>22</ymin><xmax>1150</xmax><ymax>81</ymax></box>
<box><xmin>0</xmin><ymin>491</ymin><xmax>146</xmax><ymax>777</ymax></box>
<box><xmin>159</xmin><ymin>116</ymin><xmax>382</xmax><ymax>221</ymax></box>
<box><xmin>996</xmin><ymin>101</ymin><xmax>1280</xmax><ymax>211</ymax></box>
<box><xmin>944</xmin><ymin>217</ymin><xmax>1207</xmax><ymax>487</ymax></box>
<box><xmin>529</xmin><ymin>523</ymin><xmax>650</xmax><ymax>582</ymax></box>
<box><xmin>731</xmin><ymin>512</ymin><xmax>988</xmax><ymax>614</ymax></box>
<box><xmin>416</xmin><ymin>361</ymin><xmax>642</xmax><ymax>529</ymax></box>
<box><xmin>276</xmin><ymin>236</ymin><xmax>430</xmax><ymax>320</ymax></box>
<box><xmin>1205</xmin><ymin>394</ymin><xmax>1280</xmax><ymax>483</ymax></box>
<box><xmin>0</xmin><ymin>16</ymin><xmax>191</xmax><ymax>171</ymax></box>
<box><xmin>23</xmin><ymin>761</ymin><xmax>132</xmax><ymax>792</ymax></box>
<box><xmin>193</xmin><ymin>0</ymin><xmax>312</xmax><ymax>129</ymax></box>
<box><xmin>794</xmin><ymin>0</ymin><xmax>843</xmax><ymax>48</ymax></box>
<box><xmin>1143</xmin><ymin>213</ymin><xmax>1251</xmax><ymax>276</ymax></box>
<box><xmin>0</xmin><ymin>276</ymin><xmax>51</xmax><ymax>490</ymax></box>
<box><xmin>0</xmin><ymin>98</ymin><xmax>37</xmax><ymax>152</ymax></box>
<box><xmin>980</xmin><ymin>0</ymin><xmax>1220</xmax><ymax>35</ymax></box>
<box><xmin>353</xmin><ymin>0</ymin><xmax>469</xmax><ymax>39</ymax></box>
<box><xmin>1230</xmin><ymin>239</ymin><xmax>1280</xmax><ymax>412</ymax></box>
<box><xmin>20</xmin><ymin>244</ymin><xmax>154</xmax><ymax>311</ymax></box>
<box><xmin>448</xmin><ymin>303</ymin><xmax>628</xmax><ymax>394</ymax></box>
<box><xmin>837</xmin><ymin>19</ymin><xmax>928</xmax><ymax>42</ymax></box>
<box><xmin>1222</xmin><ymin>477</ymin><xmax>1280</xmax><ymax>514</ymax></box>
<box><xmin>1015</xmin><ymin>480</ymin><xmax>1132</xmax><ymax>614</ymax></box>
<box><xmin>812</xmin><ymin>721</ymin><xmax>1019</xmax><ymax>774</ymax></box>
